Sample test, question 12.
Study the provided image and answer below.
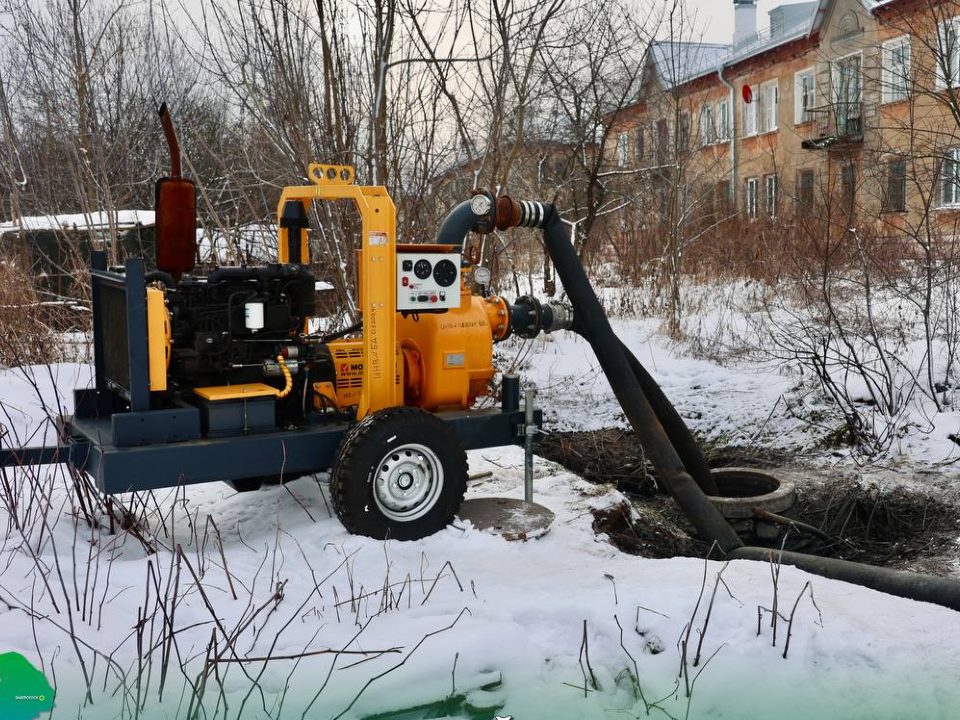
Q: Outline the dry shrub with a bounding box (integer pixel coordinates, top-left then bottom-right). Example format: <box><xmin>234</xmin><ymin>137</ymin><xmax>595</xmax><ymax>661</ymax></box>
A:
<box><xmin>0</xmin><ymin>260</ymin><xmax>88</xmax><ymax>367</ymax></box>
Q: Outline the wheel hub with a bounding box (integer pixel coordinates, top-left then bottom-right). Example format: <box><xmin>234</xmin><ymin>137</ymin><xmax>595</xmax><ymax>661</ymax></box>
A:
<box><xmin>373</xmin><ymin>443</ymin><xmax>444</xmax><ymax>521</ymax></box>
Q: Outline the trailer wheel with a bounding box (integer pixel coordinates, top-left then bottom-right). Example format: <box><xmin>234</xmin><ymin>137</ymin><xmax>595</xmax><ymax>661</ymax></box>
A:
<box><xmin>331</xmin><ymin>407</ymin><xmax>467</xmax><ymax>540</ymax></box>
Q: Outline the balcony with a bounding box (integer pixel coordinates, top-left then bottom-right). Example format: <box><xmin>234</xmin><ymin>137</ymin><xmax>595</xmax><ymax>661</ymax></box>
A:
<box><xmin>801</xmin><ymin>102</ymin><xmax>864</xmax><ymax>150</ymax></box>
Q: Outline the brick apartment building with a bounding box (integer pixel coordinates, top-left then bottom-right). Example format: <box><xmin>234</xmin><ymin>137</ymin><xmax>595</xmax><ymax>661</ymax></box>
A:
<box><xmin>607</xmin><ymin>0</ymin><xmax>960</xmax><ymax>236</ymax></box>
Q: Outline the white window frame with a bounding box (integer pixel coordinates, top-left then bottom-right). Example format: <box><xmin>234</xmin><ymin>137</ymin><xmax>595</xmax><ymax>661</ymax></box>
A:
<box><xmin>746</xmin><ymin>177</ymin><xmax>759</xmax><ymax>219</ymax></box>
<box><xmin>937</xmin><ymin>17</ymin><xmax>960</xmax><ymax>90</ymax></box>
<box><xmin>831</xmin><ymin>51</ymin><xmax>863</xmax><ymax>105</ymax></box>
<box><xmin>795</xmin><ymin>68</ymin><xmax>816</xmax><ymax>124</ymax></box>
<box><xmin>941</xmin><ymin>148</ymin><xmax>960</xmax><ymax>208</ymax></box>
<box><xmin>742</xmin><ymin>91</ymin><xmax>758</xmax><ymax>137</ymax></box>
<box><xmin>882</xmin><ymin>36</ymin><xmax>911</xmax><ymax>103</ymax></box>
<box><xmin>716</xmin><ymin>98</ymin><xmax>730</xmax><ymax>141</ymax></box>
<box><xmin>760</xmin><ymin>80</ymin><xmax>779</xmax><ymax>133</ymax></box>
<box><xmin>616</xmin><ymin>131</ymin><xmax>629</xmax><ymax>167</ymax></box>
<box><xmin>765</xmin><ymin>174</ymin><xmax>778</xmax><ymax>218</ymax></box>
<box><xmin>699</xmin><ymin>104</ymin><xmax>714</xmax><ymax>146</ymax></box>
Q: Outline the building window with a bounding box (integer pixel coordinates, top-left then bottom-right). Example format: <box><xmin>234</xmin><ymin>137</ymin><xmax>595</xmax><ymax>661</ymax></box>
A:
<box><xmin>678</xmin><ymin>112</ymin><xmax>690</xmax><ymax>152</ymax></box>
<box><xmin>841</xmin><ymin>162</ymin><xmax>856</xmax><ymax>216</ymax></box>
<box><xmin>717</xmin><ymin>180</ymin><xmax>732</xmax><ymax>212</ymax></box>
<box><xmin>742</xmin><ymin>91</ymin><xmax>757</xmax><ymax>136</ymax></box>
<box><xmin>797</xmin><ymin>169</ymin><xmax>815</xmax><ymax>212</ymax></box>
<box><xmin>700</xmin><ymin>104</ymin><xmax>714</xmax><ymax>146</ymax></box>
<box><xmin>656</xmin><ymin>119</ymin><xmax>669</xmax><ymax>162</ymax></box>
<box><xmin>937</xmin><ymin>18</ymin><xmax>960</xmax><ymax>89</ymax></box>
<box><xmin>882</xmin><ymin>37</ymin><xmax>911</xmax><ymax>103</ymax></box>
<box><xmin>795</xmin><ymin>68</ymin><xmax>816</xmax><ymax>124</ymax></box>
<box><xmin>883</xmin><ymin>158</ymin><xmax>907</xmax><ymax>213</ymax></box>
<box><xmin>616</xmin><ymin>131</ymin><xmax>629</xmax><ymax>167</ymax></box>
<box><xmin>941</xmin><ymin>148</ymin><xmax>960</xmax><ymax>207</ymax></box>
<box><xmin>746</xmin><ymin>177</ymin><xmax>759</xmax><ymax>219</ymax></box>
<box><xmin>636</xmin><ymin>126</ymin><xmax>645</xmax><ymax>160</ymax></box>
<box><xmin>760</xmin><ymin>80</ymin><xmax>779</xmax><ymax>133</ymax></box>
<box><xmin>832</xmin><ymin>54</ymin><xmax>862</xmax><ymax>136</ymax></box>
<box><xmin>716</xmin><ymin>98</ymin><xmax>730</xmax><ymax>141</ymax></box>
<box><xmin>765</xmin><ymin>174</ymin><xmax>778</xmax><ymax>218</ymax></box>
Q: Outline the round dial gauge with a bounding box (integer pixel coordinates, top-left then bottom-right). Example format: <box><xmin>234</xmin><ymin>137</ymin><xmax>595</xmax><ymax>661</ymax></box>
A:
<box><xmin>413</xmin><ymin>259</ymin><xmax>432</xmax><ymax>279</ymax></box>
<box><xmin>433</xmin><ymin>259</ymin><xmax>459</xmax><ymax>287</ymax></box>
<box><xmin>473</xmin><ymin>266</ymin><xmax>491</xmax><ymax>285</ymax></box>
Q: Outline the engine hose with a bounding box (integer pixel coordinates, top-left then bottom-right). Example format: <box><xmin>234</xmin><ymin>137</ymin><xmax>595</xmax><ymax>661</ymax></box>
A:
<box><xmin>145</xmin><ymin>270</ymin><xmax>177</xmax><ymax>287</ymax></box>
<box><xmin>276</xmin><ymin>355</ymin><xmax>293</xmax><ymax>398</ymax></box>
<box><xmin>534</xmin><ymin>203</ymin><xmax>743</xmax><ymax>554</ymax></box>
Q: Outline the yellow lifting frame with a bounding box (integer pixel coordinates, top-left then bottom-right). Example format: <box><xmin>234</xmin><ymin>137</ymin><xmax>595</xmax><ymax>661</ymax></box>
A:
<box><xmin>276</xmin><ymin>163</ymin><xmax>399</xmax><ymax>419</ymax></box>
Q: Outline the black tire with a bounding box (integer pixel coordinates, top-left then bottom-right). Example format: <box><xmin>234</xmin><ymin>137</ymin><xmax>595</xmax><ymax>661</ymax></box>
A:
<box><xmin>330</xmin><ymin>407</ymin><xmax>468</xmax><ymax>540</ymax></box>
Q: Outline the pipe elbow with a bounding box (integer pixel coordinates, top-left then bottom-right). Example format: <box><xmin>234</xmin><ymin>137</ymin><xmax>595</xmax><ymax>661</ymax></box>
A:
<box><xmin>436</xmin><ymin>194</ymin><xmax>495</xmax><ymax>243</ymax></box>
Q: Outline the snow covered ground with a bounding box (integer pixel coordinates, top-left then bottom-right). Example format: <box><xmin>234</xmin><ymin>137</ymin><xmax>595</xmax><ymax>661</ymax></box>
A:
<box><xmin>1</xmin><ymin>320</ymin><xmax>960</xmax><ymax>718</ymax></box>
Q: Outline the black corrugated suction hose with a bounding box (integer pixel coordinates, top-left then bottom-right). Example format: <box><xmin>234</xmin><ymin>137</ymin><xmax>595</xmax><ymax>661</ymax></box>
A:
<box><xmin>510</xmin><ymin>199</ymin><xmax>960</xmax><ymax>613</ymax></box>
<box><xmin>534</xmin><ymin>204</ymin><xmax>743</xmax><ymax>554</ymax></box>
<box><xmin>615</xmin><ymin>338</ymin><xmax>719</xmax><ymax>495</ymax></box>
<box><xmin>729</xmin><ymin>547</ymin><xmax>960</xmax><ymax>612</ymax></box>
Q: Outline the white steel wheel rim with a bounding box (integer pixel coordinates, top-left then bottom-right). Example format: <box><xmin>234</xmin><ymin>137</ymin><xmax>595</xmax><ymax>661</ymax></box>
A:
<box><xmin>373</xmin><ymin>443</ymin><xmax>444</xmax><ymax>522</ymax></box>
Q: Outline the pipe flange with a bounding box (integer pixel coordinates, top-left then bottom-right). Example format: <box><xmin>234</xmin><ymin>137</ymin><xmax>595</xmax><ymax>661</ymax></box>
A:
<box><xmin>513</xmin><ymin>295</ymin><xmax>543</xmax><ymax>339</ymax></box>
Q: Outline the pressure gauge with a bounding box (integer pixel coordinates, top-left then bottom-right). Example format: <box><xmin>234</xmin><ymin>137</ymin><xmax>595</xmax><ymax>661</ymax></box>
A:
<box><xmin>473</xmin><ymin>266</ymin><xmax>491</xmax><ymax>285</ymax></box>
<box><xmin>413</xmin><ymin>259</ymin><xmax>432</xmax><ymax>279</ymax></box>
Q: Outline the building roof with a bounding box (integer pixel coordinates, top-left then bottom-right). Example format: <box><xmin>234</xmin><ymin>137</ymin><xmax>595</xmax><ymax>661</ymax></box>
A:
<box><xmin>0</xmin><ymin>210</ymin><xmax>154</xmax><ymax>235</ymax></box>
<box><xmin>651</xmin><ymin>42</ymin><xmax>733</xmax><ymax>88</ymax></box>
<box><xmin>650</xmin><ymin>1</ymin><xmax>824</xmax><ymax>90</ymax></box>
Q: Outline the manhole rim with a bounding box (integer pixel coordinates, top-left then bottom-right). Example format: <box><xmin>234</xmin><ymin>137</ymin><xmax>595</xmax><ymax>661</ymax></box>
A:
<box><xmin>706</xmin><ymin>467</ymin><xmax>796</xmax><ymax>518</ymax></box>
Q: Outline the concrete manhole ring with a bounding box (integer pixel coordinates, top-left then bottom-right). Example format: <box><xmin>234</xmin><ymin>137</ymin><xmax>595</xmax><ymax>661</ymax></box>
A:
<box><xmin>707</xmin><ymin>467</ymin><xmax>796</xmax><ymax>519</ymax></box>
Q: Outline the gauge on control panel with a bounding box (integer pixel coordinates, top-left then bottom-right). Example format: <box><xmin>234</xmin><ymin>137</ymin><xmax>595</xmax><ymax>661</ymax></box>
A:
<box><xmin>432</xmin><ymin>259</ymin><xmax>458</xmax><ymax>287</ymax></box>
<box><xmin>414</xmin><ymin>259</ymin><xmax>432</xmax><ymax>279</ymax></box>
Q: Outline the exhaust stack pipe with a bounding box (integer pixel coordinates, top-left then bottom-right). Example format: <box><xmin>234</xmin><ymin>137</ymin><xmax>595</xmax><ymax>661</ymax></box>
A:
<box><xmin>154</xmin><ymin>103</ymin><xmax>197</xmax><ymax>280</ymax></box>
<box><xmin>159</xmin><ymin>102</ymin><xmax>182</xmax><ymax>179</ymax></box>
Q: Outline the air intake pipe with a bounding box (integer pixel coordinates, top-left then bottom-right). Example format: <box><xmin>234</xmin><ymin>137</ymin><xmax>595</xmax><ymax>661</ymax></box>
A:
<box><xmin>437</xmin><ymin>193</ymin><xmax>960</xmax><ymax>612</ymax></box>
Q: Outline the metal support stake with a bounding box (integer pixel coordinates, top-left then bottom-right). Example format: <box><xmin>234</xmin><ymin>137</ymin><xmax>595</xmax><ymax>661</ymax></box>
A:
<box><xmin>524</xmin><ymin>384</ymin><xmax>537</xmax><ymax>502</ymax></box>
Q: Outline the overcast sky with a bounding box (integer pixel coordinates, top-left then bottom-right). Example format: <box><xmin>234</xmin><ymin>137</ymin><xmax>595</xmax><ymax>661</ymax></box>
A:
<box><xmin>683</xmin><ymin>0</ymin><xmax>817</xmax><ymax>45</ymax></box>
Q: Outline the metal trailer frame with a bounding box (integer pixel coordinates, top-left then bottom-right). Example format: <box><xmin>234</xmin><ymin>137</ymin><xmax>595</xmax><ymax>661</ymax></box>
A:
<box><xmin>1</xmin><ymin>252</ymin><xmax>540</xmax><ymax>494</ymax></box>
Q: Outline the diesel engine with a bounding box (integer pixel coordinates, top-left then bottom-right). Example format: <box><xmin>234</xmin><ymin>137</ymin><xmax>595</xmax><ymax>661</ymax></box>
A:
<box><xmin>156</xmin><ymin>263</ymin><xmax>335</xmax><ymax>426</ymax></box>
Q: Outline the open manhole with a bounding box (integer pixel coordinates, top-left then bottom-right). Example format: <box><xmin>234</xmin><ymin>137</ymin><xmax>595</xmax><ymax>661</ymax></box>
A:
<box><xmin>543</xmin><ymin>429</ymin><xmax>960</xmax><ymax>574</ymax></box>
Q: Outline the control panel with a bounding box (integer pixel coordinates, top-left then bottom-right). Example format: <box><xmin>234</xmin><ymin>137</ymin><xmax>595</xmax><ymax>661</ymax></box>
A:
<box><xmin>397</xmin><ymin>251</ymin><xmax>462</xmax><ymax>311</ymax></box>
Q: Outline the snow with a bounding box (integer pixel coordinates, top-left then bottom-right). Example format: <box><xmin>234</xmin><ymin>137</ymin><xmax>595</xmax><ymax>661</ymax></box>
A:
<box><xmin>497</xmin><ymin>314</ymin><xmax>816</xmax><ymax>451</ymax></box>
<box><xmin>0</xmin><ymin>210</ymin><xmax>154</xmax><ymax>234</ymax></box>
<box><xmin>2</xmin><ymin>357</ymin><xmax>960</xmax><ymax>719</ymax></box>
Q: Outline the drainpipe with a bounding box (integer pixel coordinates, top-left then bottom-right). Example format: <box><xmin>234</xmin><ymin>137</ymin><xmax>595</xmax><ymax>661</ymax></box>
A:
<box><xmin>718</xmin><ymin>65</ymin><xmax>737</xmax><ymax>203</ymax></box>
